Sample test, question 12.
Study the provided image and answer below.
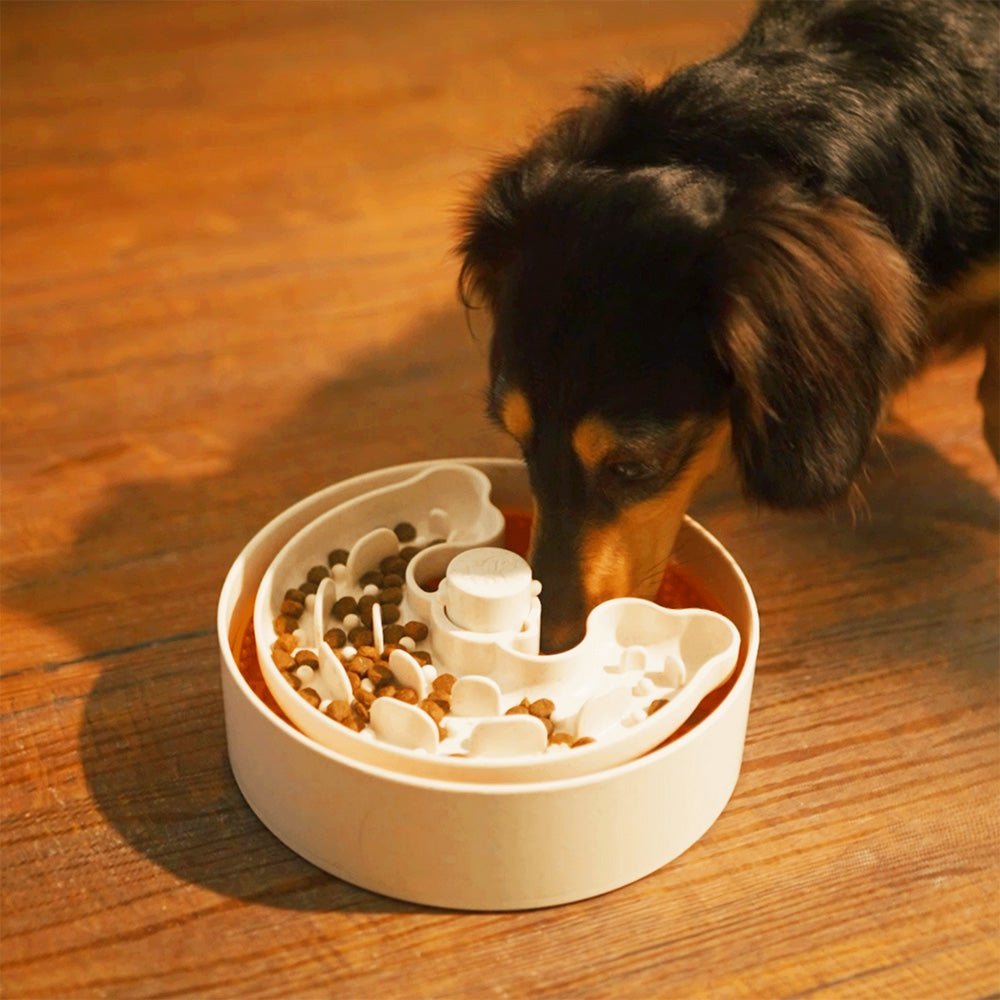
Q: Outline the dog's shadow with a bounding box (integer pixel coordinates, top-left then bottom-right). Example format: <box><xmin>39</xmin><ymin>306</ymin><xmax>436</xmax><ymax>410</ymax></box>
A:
<box><xmin>9</xmin><ymin>305</ymin><xmax>997</xmax><ymax>912</ymax></box>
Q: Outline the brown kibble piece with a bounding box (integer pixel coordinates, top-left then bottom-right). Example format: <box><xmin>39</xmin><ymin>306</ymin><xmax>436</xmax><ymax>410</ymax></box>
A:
<box><xmin>380</xmin><ymin>555</ymin><xmax>407</xmax><ymax>576</ymax></box>
<box><xmin>432</xmin><ymin>673</ymin><xmax>456</xmax><ymax>694</ymax></box>
<box><xmin>348</xmin><ymin>627</ymin><xmax>374</xmax><ymax>646</ymax></box>
<box><xmin>279</xmin><ymin>598</ymin><xmax>304</xmax><ymax>618</ymax></box>
<box><xmin>347</xmin><ymin>670</ymin><xmax>362</xmax><ymax>694</ymax></box>
<box><xmin>379</xmin><ymin>643</ymin><xmax>401</xmax><ymax>660</ymax></box>
<box><xmin>393</xmin><ymin>521</ymin><xmax>417</xmax><ymax>542</ymax></box>
<box><xmin>403</xmin><ymin>620</ymin><xmax>429</xmax><ymax>642</ymax></box>
<box><xmin>355</xmin><ymin>644</ymin><xmax>379</xmax><ymax>660</ymax></box>
<box><xmin>360</xmin><ymin>570</ymin><xmax>384</xmax><ymax>588</ymax></box>
<box><xmin>332</xmin><ymin>596</ymin><xmax>357</xmax><ymax>620</ymax></box>
<box><xmin>549</xmin><ymin>731</ymin><xmax>574</xmax><ymax>746</ymax></box>
<box><xmin>505</xmin><ymin>704</ymin><xmax>530</xmax><ymax>716</ymax></box>
<box><xmin>272</xmin><ymin>648</ymin><xmax>295</xmax><ymax>670</ymax></box>
<box><xmin>399</xmin><ymin>545</ymin><xmax>421</xmax><ymax>561</ymax></box>
<box><xmin>299</xmin><ymin>687</ymin><xmax>321</xmax><ymax>708</ymax></box>
<box><xmin>276</xmin><ymin>633</ymin><xmax>298</xmax><ymax>652</ymax></box>
<box><xmin>382</xmin><ymin>623</ymin><xmax>406</xmax><ymax>644</ymax></box>
<box><xmin>351</xmin><ymin>700</ymin><xmax>370</xmax><ymax>724</ymax></box>
<box><xmin>306</xmin><ymin>565</ymin><xmax>329</xmax><ymax>584</ymax></box>
<box><xmin>529</xmin><ymin>698</ymin><xmax>555</xmax><ymax>719</ymax></box>
<box><xmin>647</xmin><ymin>698</ymin><xmax>669</xmax><ymax>715</ymax></box>
<box><xmin>412</xmin><ymin>650</ymin><xmax>432</xmax><ymax>666</ymax></box>
<box><xmin>280</xmin><ymin>667</ymin><xmax>301</xmax><ymax>690</ymax></box>
<box><xmin>324</xmin><ymin>627</ymin><xmax>347</xmax><ymax>649</ymax></box>
<box><xmin>352</xmin><ymin>655</ymin><xmax>374</xmax><ymax>678</ymax></box>
<box><xmin>419</xmin><ymin>699</ymin><xmax>445</xmax><ymax>724</ymax></box>
<box><xmin>380</xmin><ymin>603</ymin><xmax>401</xmax><ymax>625</ymax></box>
<box><xmin>328</xmin><ymin>548</ymin><xmax>349</xmax><ymax>567</ymax></box>
<box><xmin>572</xmin><ymin>737</ymin><xmax>596</xmax><ymax>748</ymax></box>
<box><xmin>357</xmin><ymin>594</ymin><xmax>376</xmax><ymax>614</ymax></box>
<box><xmin>273</xmin><ymin>615</ymin><xmax>298</xmax><ymax>636</ymax></box>
<box><xmin>379</xmin><ymin>586</ymin><xmax>403</xmax><ymax>606</ymax></box>
<box><xmin>294</xmin><ymin>650</ymin><xmax>319</xmax><ymax>668</ymax></box>
<box><xmin>325</xmin><ymin>700</ymin><xmax>352</xmax><ymax>723</ymax></box>
<box><xmin>396</xmin><ymin>687</ymin><xmax>419</xmax><ymax>704</ymax></box>
<box><xmin>382</xmin><ymin>573</ymin><xmax>404</xmax><ymax>589</ymax></box>
<box><xmin>368</xmin><ymin>662</ymin><xmax>392</xmax><ymax>687</ymax></box>
<box><xmin>355</xmin><ymin>688</ymin><xmax>375</xmax><ymax>708</ymax></box>
<box><xmin>376</xmin><ymin>684</ymin><xmax>397</xmax><ymax>699</ymax></box>
<box><xmin>284</xmin><ymin>587</ymin><xmax>307</xmax><ymax>604</ymax></box>
<box><xmin>299</xmin><ymin>579</ymin><xmax>319</xmax><ymax>596</ymax></box>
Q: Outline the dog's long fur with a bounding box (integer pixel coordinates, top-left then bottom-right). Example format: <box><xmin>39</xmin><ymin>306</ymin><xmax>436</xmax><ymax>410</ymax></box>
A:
<box><xmin>458</xmin><ymin>0</ymin><xmax>999</xmax><ymax>652</ymax></box>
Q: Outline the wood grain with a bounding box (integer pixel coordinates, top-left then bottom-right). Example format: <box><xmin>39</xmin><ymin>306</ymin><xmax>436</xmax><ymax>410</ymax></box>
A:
<box><xmin>2</xmin><ymin>2</ymin><xmax>997</xmax><ymax>997</ymax></box>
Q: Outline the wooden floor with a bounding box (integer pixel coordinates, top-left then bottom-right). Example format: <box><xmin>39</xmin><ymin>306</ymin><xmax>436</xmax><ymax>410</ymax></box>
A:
<box><xmin>2</xmin><ymin>2</ymin><xmax>997</xmax><ymax>997</ymax></box>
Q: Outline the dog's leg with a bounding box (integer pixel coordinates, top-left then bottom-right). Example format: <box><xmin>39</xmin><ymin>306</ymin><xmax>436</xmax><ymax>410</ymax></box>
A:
<box><xmin>926</xmin><ymin>258</ymin><xmax>999</xmax><ymax>461</ymax></box>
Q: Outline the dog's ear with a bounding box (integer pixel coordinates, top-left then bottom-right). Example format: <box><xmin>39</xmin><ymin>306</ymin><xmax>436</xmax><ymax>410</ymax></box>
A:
<box><xmin>711</xmin><ymin>184</ymin><xmax>924</xmax><ymax>508</ymax></box>
<box><xmin>457</xmin><ymin>78</ymin><xmax>648</xmax><ymax>310</ymax></box>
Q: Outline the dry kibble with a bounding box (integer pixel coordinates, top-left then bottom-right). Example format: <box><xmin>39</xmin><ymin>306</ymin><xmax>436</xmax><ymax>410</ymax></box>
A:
<box><xmin>380</xmin><ymin>555</ymin><xmax>407</xmax><ymax>576</ymax></box>
<box><xmin>428</xmin><ymin>693</ymin><xmax>451</xmax><ymax>713</ymax></box>
<box><xmin>396</xmin><ymin>687</ymin><xmax>419</xmax><ymax>704</ymax></box>
<box><xmin>393</xmin><ymin>521</ymin><xmax>417</xmax><ymax>542</ymax></box>
<box><xmin>273</xmin><ymin>615</ymin><xmax>298</xmax><ymax>636</ymax></box>
<box><xmin>332</xmin><ymin>596</ymin><xmax>357</xmax><ymax>620</ymax></box>
<box><xmin>299</xmin><ymin>579</ymin><xmax>319</xmax><ymax>596</ymax></box>
<box><xmin>360</xmin><ymin>570</ymin><xmax>384</xmax><ymax>588</ymax></box>
<box><xmin>299</xmin><ymin>687</ymin><xmax>321</xmax><ymax>708</ymax></box>
<box><xmin>328</xmin><ymin>548</ymin><xmax>349</xmax><ymax>568</ymax></box>
<box><xmin>549</xmin><ymin>732</ymin><xmax>574</xmax><ymax>746</ymax></box>
<box><xmin>352</xmin><ymin>700</ymin><xmax>371</xmax><ymax>724</ymax></box>
<box><xmin>379</xmin><ymin>586</ymin><xmax>403</xmax><ymax>606</ymax></box>
<box><xmin>280</xmin><ymin>667</ymin><xmax>301</xmax><ymax>690</ymax></box>
<box><xmin>382</xmin><ymin>573</ymin><xmax>404</xmax><ymax>589</ymax></box>
<box><xmin>376</xmin><ymin>684</ymin><xmax>397</xmax><ymax>699</ymax></box>
<box><xmin>380</xmin><ymin>604</ymin><xmax>401</xmax><ymax>625</ymax></box>
<box><xmin>275</xmin><ymin>633</ymin><xmax>298</xmax><ymax>652</ymax></box>
<box><xmin>399</xmin><ymin>545</ymin><xmax>421</xmax><ymax>561</ymax></box>
<box><xmin>284</xmin><ymin>588</ymin><xmax>307</xmax><ymax>604</ymax></box>
<box><xmin>432</xmin><ymin>673</ymin><xmax>456</xmax><ymax>694</ymax></box>
<box><xmin>647</xmin><ymin>698</ymin><xmax>669</xmax><ymax>715</ymax></box>
<box><xmin>542</xmin><ymin>717</ymin><xmax>555</xmax><ymax>736</ymax></box>
<box><xmin>404</xmin><ymin>621</ymin><xmax>429</xmax><ymax>642</ymax></box>
<box><xmin>272</xmin><ymin>648</ymin><xmax>295</xmax><ymax>670</ymax></box>
<box><xmin>382</xmin><ymin>624</ymin><xmax>406</xmax><ymax>644</ymax></box>
<box><xmin>279</xmin><ymin>598</ymin><xmax>304</xmax><ymax>617</ymax></box>
<box><xmin>324</xmin><ymin>627</ymin><xmax>347</xmax><ymax>648</ymax></box>
<box><xmin>357</xmin><ymin>594</ymin><xmax>376</xmax><ymax>614</ymax></box>
<box><xmin>528</xmin><ymin>698</ymin><xmax>555</xmax><ymax>719</ymax></box>
<box><xmin>348</xmin><ymin>627</ymin><xmax>374</xmax><ymax>646</ymax></box>
<box><xmin>355</xmin><ymin>645</ymin><xmax>379</xmax><ymax>660</ymax></box>
<box><xmin>368</xmin><ymin>662</ymin><xmax>392</xmax><ymax>687</ymax></box>
<box><xmin>355</xmin><ymin>688</ymin><xmax>375</xmax><ymax>709</ymax></box>
<box><xmin>505</xmin><ymin>704</ymin><xmax>530</xmax><ymax>716</ymax></box>
<box><xmin>306</xmin><ymin>565</ymin><xmax>329</xmax><ymax>584</ymax></box>
<box><xmin>572</xmin><ymin>737</ymin><xmax>596</xmax><ymax>748</ymax></box>
<box><xmin>294</xmin><ymin>650</ymin><xmax>319</xmax><ymax>668</ymax></box>
<box><xmin>420</xmin><ymin>699</ymin><xmax>445</xmax><ymax>724</ymax></box>
<box><xmin>411</xmin><ymin>650</ymin><xmax>433</xmax><ymax>666</ymax></box>
<box><xmin>325</xmin><ymin>700</ymin><xmax>352</xmax><ymax>723</ymax></box>
<box><xmin>352</xmin><ymin>655</ymin><xmax>375</xmax><ymax>678</ymax></box>
<box><xmin>347</xmin><ymin>670</ymin><xmax>362</xmax><ymax>694</ymax></box>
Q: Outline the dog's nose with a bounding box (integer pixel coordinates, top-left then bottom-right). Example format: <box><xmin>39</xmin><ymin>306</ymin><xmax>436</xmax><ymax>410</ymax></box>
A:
<box><xmin>539</xmin><ymin>618</ymin><xmax>586</xmax><ymax>654</ymax></box>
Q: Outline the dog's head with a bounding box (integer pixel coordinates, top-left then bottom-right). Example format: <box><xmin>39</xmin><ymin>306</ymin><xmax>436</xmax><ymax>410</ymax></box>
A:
<box><xmin>459</xmin><ymin>85</ymin><xmax>922</xmax><ymax>652</ymax></box>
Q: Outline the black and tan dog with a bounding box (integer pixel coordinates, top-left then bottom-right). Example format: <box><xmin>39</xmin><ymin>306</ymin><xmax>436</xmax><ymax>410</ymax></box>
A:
<box><xmin>458</xmin><ymin>0</ymin><xmax>998</xmax><ymax>652</ymax></box>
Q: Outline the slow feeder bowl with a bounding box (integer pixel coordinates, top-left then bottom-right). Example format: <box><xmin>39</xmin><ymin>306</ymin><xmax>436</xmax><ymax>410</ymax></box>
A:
<box><xmin>218</xmin><ymin>458</ymin><xmax>759</xmax><ymax>910</ymax></box>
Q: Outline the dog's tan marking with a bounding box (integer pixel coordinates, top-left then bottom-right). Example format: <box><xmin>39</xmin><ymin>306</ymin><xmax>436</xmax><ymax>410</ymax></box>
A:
<box><xmin>579</xmin><ymin>422</ymin><xmax>729</xmax><ymax>607</ymax></box>
<box><xmin>499</xmin><ymin>388</ymin><xmax>533</xmax><ymax>446</ymax></box>
<box><xmin>572</xmin><ymin>415</ymin><xmax>620</xmax><ymax>471</ymax></box>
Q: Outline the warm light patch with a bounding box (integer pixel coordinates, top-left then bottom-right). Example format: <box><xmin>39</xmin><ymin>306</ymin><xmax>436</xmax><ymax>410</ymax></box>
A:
<box><xmin>500</xmin><ymin>389</ymin><xmax>533</xmax><ymax>445</ymax></box>
<box><xmin>571</xmin><ymin>415</ymin><xmax>620</xmax><ymax>471</ymax></box>
<box><xmin>580</xmin><ymin>422</ymin><xmax>729</xmax><ymax>606</ymax></box>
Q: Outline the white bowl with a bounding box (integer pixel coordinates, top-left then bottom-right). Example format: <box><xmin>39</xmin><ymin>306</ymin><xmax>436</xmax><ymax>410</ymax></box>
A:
<box><xmin>217</xmin><ymin>458</ymin><xmax>759</xmax><ymax>910</ymax></box>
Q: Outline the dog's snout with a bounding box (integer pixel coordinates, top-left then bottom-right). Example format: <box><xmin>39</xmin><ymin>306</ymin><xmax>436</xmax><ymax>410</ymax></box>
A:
<box><xmin>539</xmin><ymin>617</ymin><xmax>586</xmax><ymax>655</ymax></box>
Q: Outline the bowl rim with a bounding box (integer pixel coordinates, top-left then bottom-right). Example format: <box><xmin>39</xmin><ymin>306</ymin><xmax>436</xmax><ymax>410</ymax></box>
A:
<box><xmin>217</xmin><ymin>457</ymin><xmax>759</xmax><ymax>796</ymax></box>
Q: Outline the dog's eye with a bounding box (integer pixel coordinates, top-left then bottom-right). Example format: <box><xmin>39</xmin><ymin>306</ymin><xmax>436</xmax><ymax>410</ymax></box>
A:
<box><xmin>607</xmin><ymin>460</ymin><xmax>658</xmax><ymax>482</ymax></box>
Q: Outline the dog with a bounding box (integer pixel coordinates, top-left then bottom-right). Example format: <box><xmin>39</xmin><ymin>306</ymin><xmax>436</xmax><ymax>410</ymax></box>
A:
<box><xmin>457</xmin><ymin>0</ymin><xmax>999</xmax><ymax>653</ymax></box>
